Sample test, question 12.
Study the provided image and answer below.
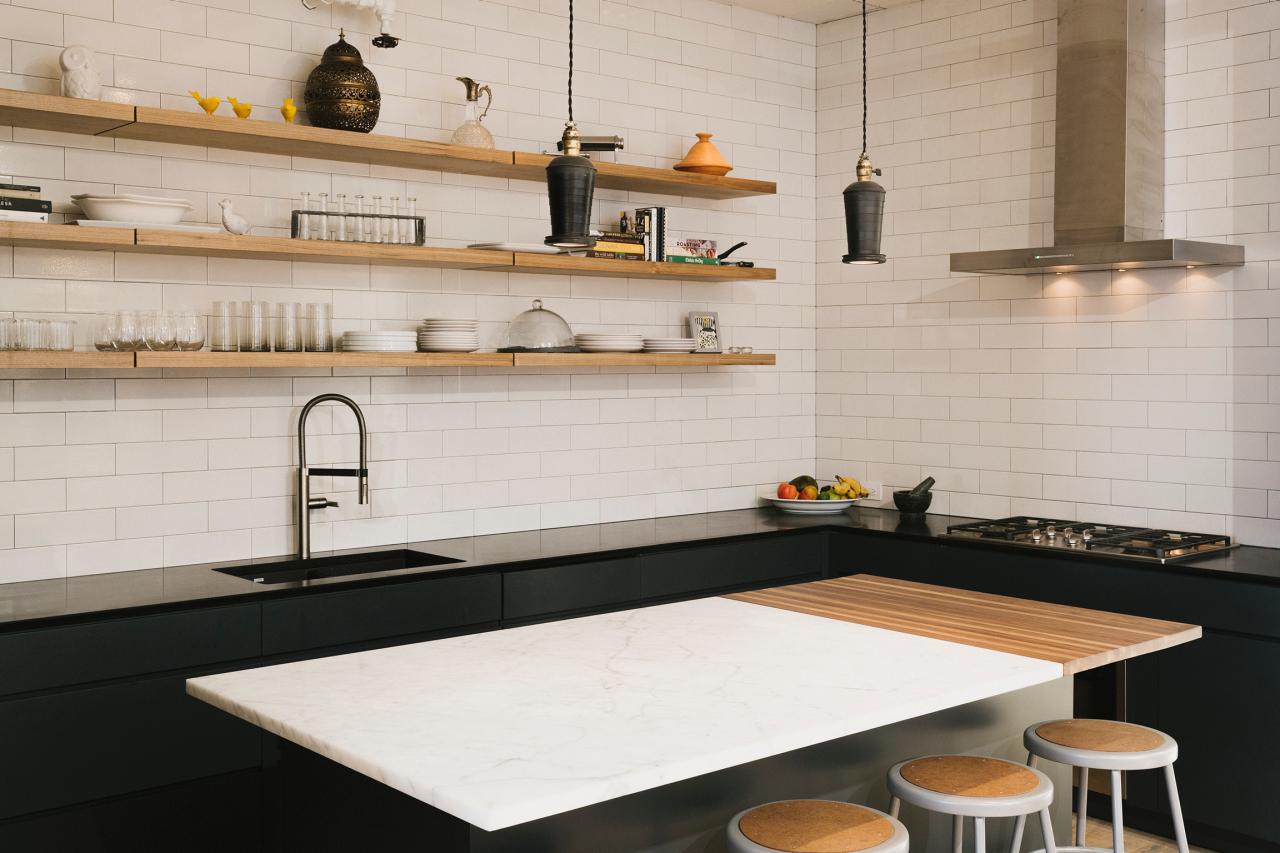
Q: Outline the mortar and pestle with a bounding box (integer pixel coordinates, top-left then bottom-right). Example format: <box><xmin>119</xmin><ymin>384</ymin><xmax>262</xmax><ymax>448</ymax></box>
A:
<box><xmin>893</xmin><ymin>477</ymin><xmax>934</xmax><ymax>515</ymax></box>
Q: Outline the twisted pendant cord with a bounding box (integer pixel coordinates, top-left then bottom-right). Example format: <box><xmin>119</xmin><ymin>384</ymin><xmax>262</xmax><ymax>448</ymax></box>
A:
<box><xmin>861</xmin><ymin>0</ymin><xmax>868</xmax><ymax>157</ymax></box>
<box><xmin>565</xmin><ymin>0</ymin><xmax>576</xmax><ymax>122</ymax></box>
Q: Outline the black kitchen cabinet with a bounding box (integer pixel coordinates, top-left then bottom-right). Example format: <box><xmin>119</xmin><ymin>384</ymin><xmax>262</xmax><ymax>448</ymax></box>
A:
<box><xmin>0</xmin><ymin>672</ymin><xmax>262</xmax><ymax>820</ymax></box>
<box><xmin>261</xmin><ymin>571</ymin><xmax>501</xmax><ymax>655</ymax></box>
<box><xmin>639</xmin><ymin>533</ymin><xmax>824</xmax><ymax>601</ymax></box>
<box><xmin>504</xmin><ymin>557</ymin><xmax>640</xmax><ymax>624</ymax></box>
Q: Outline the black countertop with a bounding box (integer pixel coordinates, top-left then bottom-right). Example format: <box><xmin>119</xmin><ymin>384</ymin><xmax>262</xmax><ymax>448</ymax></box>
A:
<box><xmin>0</xmin><ymin>506</ymin><xmax>1275</xmax><ymax>632</ymax></box>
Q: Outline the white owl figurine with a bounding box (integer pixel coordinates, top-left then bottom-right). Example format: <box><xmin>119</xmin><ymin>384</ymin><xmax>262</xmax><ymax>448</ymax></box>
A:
<box><xmin>59</xmin><ymin>46</ymin><xmax>101</xmax><ymax>100</ymax></box>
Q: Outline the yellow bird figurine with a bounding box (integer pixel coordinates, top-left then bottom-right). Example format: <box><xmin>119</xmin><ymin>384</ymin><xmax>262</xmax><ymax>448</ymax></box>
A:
<box><xmin>188</xmin><ymin>89</ymin><xmax>218</xmax><ymax>114</ymax></box>
<box><xmin>227</xmin><ymin>97</ymin><xmax>253</xmax><ymax>119</ymax></box>
<box><xmin>280</xmin><ymin>97</ymin><xmax>297</xmax><ymax>124</ymax></box>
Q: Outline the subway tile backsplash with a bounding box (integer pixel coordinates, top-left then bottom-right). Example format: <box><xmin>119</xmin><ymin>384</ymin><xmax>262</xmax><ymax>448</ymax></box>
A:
<box><xmin>0</xmin><ymin>0</ymin><xmax>817</xmax><ymax>581</ymax></box>
<box><xmin>817</xmin><ymin>0</ymin><xmax>1280</xmax><ymax>547</ymax></box>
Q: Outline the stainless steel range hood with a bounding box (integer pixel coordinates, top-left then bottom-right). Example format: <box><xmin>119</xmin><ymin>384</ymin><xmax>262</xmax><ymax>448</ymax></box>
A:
<box><xmin>950</xmin><ymin>0</ymin><xmax>1244</xmax><ymax>275</ymax></box>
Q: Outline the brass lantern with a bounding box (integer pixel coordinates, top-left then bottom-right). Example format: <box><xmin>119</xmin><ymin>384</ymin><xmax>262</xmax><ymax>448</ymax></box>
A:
<box><xmin>304</xmin><ymin>30</ymin><xmax>381</xmax><ymax>133</ymax></box>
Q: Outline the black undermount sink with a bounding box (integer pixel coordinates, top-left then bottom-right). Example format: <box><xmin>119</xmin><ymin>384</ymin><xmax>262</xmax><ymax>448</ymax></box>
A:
<box><xmin>213</xmin><ymin>549</ymin><xmax>463</xmax><ymax>584</ymax></box>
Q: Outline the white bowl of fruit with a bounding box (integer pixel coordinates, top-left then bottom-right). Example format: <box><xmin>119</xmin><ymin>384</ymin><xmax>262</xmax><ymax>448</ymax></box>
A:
<box><xmin>769</xmin><ymin>475</ymin><xmax>870</xmax><ymax>514</ymax></box>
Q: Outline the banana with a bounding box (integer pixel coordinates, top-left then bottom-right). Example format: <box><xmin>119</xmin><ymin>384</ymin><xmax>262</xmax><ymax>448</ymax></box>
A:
<box><xmin>835</xmin><ymin>474</ymin><xmax>870</xmax><ymax>499</ymax></box>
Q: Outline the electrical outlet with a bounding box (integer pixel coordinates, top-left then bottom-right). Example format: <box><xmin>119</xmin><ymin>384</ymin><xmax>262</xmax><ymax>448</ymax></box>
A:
<box><xmin>862</xmin><ymin>483</ymin><xmax>884</xmax><ymax>502</ymax></box>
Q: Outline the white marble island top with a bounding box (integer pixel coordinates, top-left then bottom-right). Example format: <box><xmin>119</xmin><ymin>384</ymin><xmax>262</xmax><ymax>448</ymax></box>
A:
<box><xmin>189</xmin><ymin>595</ymin><xmax>1061</xmax><ymax>831</ymax></box>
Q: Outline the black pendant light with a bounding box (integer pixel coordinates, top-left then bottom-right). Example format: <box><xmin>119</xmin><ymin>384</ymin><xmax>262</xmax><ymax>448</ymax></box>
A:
<box><xmin>842</xmin><ymin>0</ymin><xmax>887</xmax><ymax>265</ymax></box>
<box><xmin>545</xmin><ymin>0</ymin><xmax>597</xmax><ymax>249</ymax></box>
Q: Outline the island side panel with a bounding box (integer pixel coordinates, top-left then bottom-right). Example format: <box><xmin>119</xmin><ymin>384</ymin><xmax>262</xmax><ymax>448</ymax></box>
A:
<box><xmin>271</xmin><ymin>678</ymin><xmax>1072</xmax><ymax>853</ymax></box>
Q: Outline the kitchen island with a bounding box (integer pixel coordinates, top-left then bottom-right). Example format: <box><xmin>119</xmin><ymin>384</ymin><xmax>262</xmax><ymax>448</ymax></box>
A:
<box><xmin>189</xmin><ymin>576</ymin><xmax>1197</xmax><ymax>852</ymax></box>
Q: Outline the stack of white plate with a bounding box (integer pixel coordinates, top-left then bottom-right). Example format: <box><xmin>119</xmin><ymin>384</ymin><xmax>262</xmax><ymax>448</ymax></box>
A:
<box><xmin>419</xmin><ymin>319</ymin><xmax>479</xmax><ymax>352</ymax></box>
<box><xmin>643</xmin><ymin>337</ymin><xmax>697</xmax><ymax>353</ymax></box>
<box><xmin>342</xmin><ymin>331</ymin><xmax>418</xmax><ymax>352</ymax></box>
<box><xmin>575</xmin><ymin>333</ymin><xmax>643</xmax><ymax>353</ymax></box>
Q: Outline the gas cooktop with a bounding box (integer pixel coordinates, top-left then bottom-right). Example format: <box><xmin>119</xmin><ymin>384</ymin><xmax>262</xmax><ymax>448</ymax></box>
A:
<box><xmin>941</xmin><ymin>516</ymin><xmax>1236</xmax><ymax>564</ymax></box>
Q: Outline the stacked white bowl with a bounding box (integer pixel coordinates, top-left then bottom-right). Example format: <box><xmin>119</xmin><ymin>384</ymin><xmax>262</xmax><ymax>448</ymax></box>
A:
<box><xmin>643</xmin><ymin>337</ymin><xmax>697</xmax><ymax>353</ymax></box>
<box><xmin>341</xmin><ymin>330</ymin><xmax>418</xmax><ymax>352</ymax></box>
<box><xmin>575</xmin><ymin>333</ymin><xmax>643</xmax><ymax>353</ymax></box>
<box><xmin>419</xmin><ymin>319</ymin><xmax>479</xmax><ymax>352</ymax></box>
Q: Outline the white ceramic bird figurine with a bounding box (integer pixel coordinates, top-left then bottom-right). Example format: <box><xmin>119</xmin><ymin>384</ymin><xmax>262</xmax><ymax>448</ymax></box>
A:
<box><xmin>218</xmin><ymin>199</ymin><xmax>251</xmax><ymax>236</ymax></box>
<box><xmin>59</xmin><ymin>46</ymin><xmax>100</xmax><ymax>100</ymax></box>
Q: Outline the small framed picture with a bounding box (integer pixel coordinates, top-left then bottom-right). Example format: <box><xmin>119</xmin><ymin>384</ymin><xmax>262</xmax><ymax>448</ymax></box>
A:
<box><xmin>688</xmin><ymin>311</ymin><xmax>721</xmax><ymax>353</ymax></box>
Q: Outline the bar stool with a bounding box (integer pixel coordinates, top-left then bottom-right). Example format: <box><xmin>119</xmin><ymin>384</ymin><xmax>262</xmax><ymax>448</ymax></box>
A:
<box><xmin>727</xmin><ymin>800</ymin><xmax>909</xmax><ymax>853</ymax></box>
<box><xmin>1009</xmin><ymin>719</ymin><xmax>1188</xmax><ymax>853</ymax></box>
<box><xmin>888</xmin><ymin>755</ymin><xmax>1057</xmax><ymax>853</ymax></box>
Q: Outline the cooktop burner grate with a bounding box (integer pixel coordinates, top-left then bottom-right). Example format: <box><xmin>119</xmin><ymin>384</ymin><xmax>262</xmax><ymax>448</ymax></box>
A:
<box><xmin>943</xmin><ymin>517</ymin><xmax>1234</xmax><ymax>563</ymax></box>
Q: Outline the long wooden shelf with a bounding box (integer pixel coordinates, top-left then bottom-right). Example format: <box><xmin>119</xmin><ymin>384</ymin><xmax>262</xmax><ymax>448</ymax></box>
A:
<box><xmin>512</xmin><ymin>352</ymin><xmax>775</xmax><ymax>367</ymax></box>
<box><xmin>0</xmin><ymin>89</ymin><xmax>775</xmax><ymax>200</ymax></box>
<box><xmin>0</xmin><ymin>351</ymin><xmax>776</xmax><ymax>370</ymax></box>
<box><xmin>0</xmin><ymin>225</ymin><xmax>775</xmax><ymax>280</ymax></box>
<box><xmin>134</xmin><ymin>230</ymin><xmax>512</xmax><ymax>269</ymax></box>
<box><xmin>134</xmin><ymin>351</ymin><xmax>513</xmax><ymax>368</ymax></box>
<box><xmin>510</xmin><ymin>253</ymin><xmax>776</xmax><ymax>280</ymax></box>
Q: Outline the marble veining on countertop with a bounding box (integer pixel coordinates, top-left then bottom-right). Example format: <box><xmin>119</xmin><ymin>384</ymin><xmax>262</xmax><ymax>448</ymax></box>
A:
<box><xmin>187</xmin><ymin>596</ymin><xmax>1062</xmax><ymax>831</ymax></box>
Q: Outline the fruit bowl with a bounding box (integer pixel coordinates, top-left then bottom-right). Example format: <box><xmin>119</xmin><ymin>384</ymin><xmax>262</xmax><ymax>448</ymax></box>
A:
<box><xmin>768</xmin><ymin>497</ymin><xmax>858</xmax><ymax>515</ymax></box>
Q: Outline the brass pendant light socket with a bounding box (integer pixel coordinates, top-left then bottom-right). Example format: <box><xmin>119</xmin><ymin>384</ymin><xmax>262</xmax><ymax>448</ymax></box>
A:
<box><xmin>560</xmin><ymin>122</ymin><xmax>584</xmax><ymax>158</ymax></box>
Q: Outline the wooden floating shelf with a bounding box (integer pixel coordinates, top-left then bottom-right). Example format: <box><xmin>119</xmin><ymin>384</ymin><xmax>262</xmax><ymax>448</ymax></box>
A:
<box><xmin>0</xmin><ymin>351</ymin><xmax>134</xmax><ymax>369</ymax></box>
<box><xmin>0</xmin><ymin>226</ymin><xmax>776</xmax><ymax>281</ymax></box>
<box><xmin>512</xmin><ymin>352</ymin><xmax>776</xmax><ymax>367</ymax></box>
<box><xmin>134</xmin><ymin>351</ymin><xmax>513</xmax><ymax>368</ymax></box>
<box><xmin>0</xmin><ymin>89</ymin><xmax>134</xmax><ymax>135</ymax></box>
<box><xmin>134</xmin><ymin>230</ymin><xmax>511</xmax><ymax>269</ymax></box>
<box><xmin>510</xmin><ymin>253</ymin><xmax>776</xmax><ymax>281</ymax></box>
<box><xmin>0</xmin><ymin>89</ymin><xmax>775</xmax><ymax>200</ymax></box>
<box><xmin>0</xmin><ymin>351</ymin><xmax>776</xmax><ymax>370</ymax></box>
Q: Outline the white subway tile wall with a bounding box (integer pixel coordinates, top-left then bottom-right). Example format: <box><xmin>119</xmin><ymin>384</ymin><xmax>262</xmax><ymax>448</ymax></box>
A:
<box><xmin>817</xmin><ymin>0</ymin><xmax>1280</xmax><ymax>546</ymax></box>
<box><xmin>0</xmin><ymin>0</ymin><xmax>818</xmax><ymax>581</ymax></box>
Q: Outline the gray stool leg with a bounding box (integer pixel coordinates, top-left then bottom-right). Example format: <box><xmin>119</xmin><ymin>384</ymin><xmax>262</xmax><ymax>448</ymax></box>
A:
<box><xmin>1164</xmin><ymin>764</ymin><xmax>1190</xmax><ymax>853</ymax></box>
<box><xmin>1008</xmin><ymin>752</ymin><xmax>1037</xmax><ymax>853</ymax></box>
<box><xmin>975</xmin><ymin>817</ymin><xmax>987</xmax><ymax>853</ymax></box>
<box><xmin>953</xmin><ymin>814</ymin><xmax>964</xmax><ymax>853</ymax></box>
<box><xmin>1076</xmin><ymin>768</ymin><xmax>1089</xmax><ymax>846</ymax></box>
<box><xmin>1110</xmin><ymin>770</ymin><xmax>1125</xmax><ymax>853</ymax></box>
<box><xmin>890</xmin><ymin>796</ymin><xmax>901</xmax><ymax>820</ymax></box>
<box><xmin>1038</xmin><ymin>808</ymin><xmax>1058</xmax><ymax>853</ymax></box>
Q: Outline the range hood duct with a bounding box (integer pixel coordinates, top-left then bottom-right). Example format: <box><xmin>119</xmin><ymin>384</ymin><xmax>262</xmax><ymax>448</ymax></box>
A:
<box><xmin>950</xmin><ymin>0</ymin><xmax>1244</xmax><ymax>275</ymax></box>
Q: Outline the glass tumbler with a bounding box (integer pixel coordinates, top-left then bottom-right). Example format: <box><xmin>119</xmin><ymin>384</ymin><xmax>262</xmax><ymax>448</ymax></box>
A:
<box><xmin>210</xmin><ymin>302</ymin><xmax>237</xmax><ymax>352</ymax></box>
<box><xmin>0</xmin><ymin>318</ymin><xmax>15</xmax><ymax>351</ymax></box>
<box><xmin>16</xmin><ymin>319</ymin><xmax>43</xmax><ymax>351</ymax></box>
<box><xmin>49</xmin><ymin>320</ymin><xmax>75</xmax><ymax>351</ymax></box>
<box><xmin>276</xmin><ymin>302</ymin><xmax>303</xmax><ymax>352</ymax></box>
<box><xmin>306</xmin><ymin>303</ymin><xmax>332</xmax><ymax>352</ymax></box>
<box><xmin>241</xmin><ymin>301</ymin><xmax>271</xmax><ymax>352</ymax></box>
<box><xmin>142</xmin><ymin>311</ymin><xmax>177</xmax><ymax>351</ymax></box>
<box><xmin>117</xmin><ymin>311</ymin><xmax>142</xmax><ymax>352</ymax></box>
<box><xmin>176</xmin><ymin>310</ymin><xmax>205</xmax><ymax>351</ymax></box>
<box><xmin>94</xmin><ymin>314</ymin><xmax>120</xmax><ymax>351</ymax></box>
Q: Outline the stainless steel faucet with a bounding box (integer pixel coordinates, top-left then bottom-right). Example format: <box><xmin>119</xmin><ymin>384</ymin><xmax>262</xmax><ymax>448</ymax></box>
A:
<box><xmin>296</xmin><ymin>393</ymin><xmax>369</xmax><ymax>560</ymax></box>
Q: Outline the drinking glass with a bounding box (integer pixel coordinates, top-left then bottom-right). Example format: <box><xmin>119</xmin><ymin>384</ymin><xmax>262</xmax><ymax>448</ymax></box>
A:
<box><xmin>299</xmin><ymin>191</ymin><xmax>311</xmax><ymax>240</ymax></box>
<box><xmin>0</xmin><ymin>318</ymin><xmax>15</xmax><ymax>351</ymax></box>
<box><xmin>16</xmin><ymin>319</ymin><xmax>42</xmax><ymax>351</ymax></box>
<box><xmin>94</xmin><ymin>314</ymin><xmax>120</xmax><ymax>351</ymax></box>
<box><xmin>117</xmin><ymin>311</ymin><xmax>142</xmax><ymax>352</ymax></box>
<box><xmin>142</xmin><ymin>311</ymin><xmax>176</xmax><ymax>351</ymax></box>
<box><xmin>176</xmin><ymin>310</ymin><xmax>205</xmax><ymax>351</ymax></box>
<box><xmin>210</xmin><ymin>302</ymin><xmax>237</xmax><ymax>352</ymax></box>
<box><xmin>276</xmin><ymin>302</ymin><xmax>302</xmax><ymax>352</ymax></box>
<box><xmin>306</xmin><ymin>302</ymin><xmax>332</xmax><ymax>352</ymax></box>
<box><xmin>48</xmin><ymin>320</ymin><xmax>75</xmax><ymax>352</ymax></box>
<box><xmin>241</xmin><ymin>301</ymin><xmax>271</xmax><ymax>352</ymax></box>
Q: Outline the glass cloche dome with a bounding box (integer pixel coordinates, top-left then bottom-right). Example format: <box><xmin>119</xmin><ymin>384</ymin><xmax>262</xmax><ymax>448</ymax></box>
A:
<box><xmin>499</xmin><ymin>299</ymin><xmax>579</xmax><ymax>352</ymax></box>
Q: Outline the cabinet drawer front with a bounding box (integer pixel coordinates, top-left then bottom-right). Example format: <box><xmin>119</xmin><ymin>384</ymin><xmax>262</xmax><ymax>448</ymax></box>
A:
<box><xmin>640</xmin><ymin>534</ymin><xmax>824</xmax><ymax>601</ymax></box>
<box><xmin>0</xmin><ymin>674</ymin><xmax>261</xmax><ymax>820</ymax></box>
<box><xmin>0</xmin><ymin>604</ymin><xmax>260</xmax><ymax>697</ymax></box>
<box><xmin>504</xmin><ymin>558</ymin><xmax>640</xmax><ymax>622</ymax></box>
<box><xmin>262</xmin><ymin>572</ymin><xmax>500</xmax><ymax>655</ymax></box>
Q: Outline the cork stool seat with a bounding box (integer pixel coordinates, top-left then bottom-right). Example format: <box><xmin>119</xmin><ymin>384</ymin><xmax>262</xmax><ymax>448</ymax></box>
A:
<box><xmin>727</xmin><ymin>800</ymin><xmax>909</xmax><ymax>853</ymax></box>
<box><xmin>1010</xmin><ymin>720</ymin><xmax>1187</xmax><ymax>853</ymax></box>
<box><xmin>887</xmin><ymin>755</ymin><xmax>1058</xmax><ymax>853</ymax></box>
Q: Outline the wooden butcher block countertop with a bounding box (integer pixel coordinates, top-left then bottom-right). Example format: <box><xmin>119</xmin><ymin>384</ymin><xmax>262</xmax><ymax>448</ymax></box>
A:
<box><xmin>728</xmin><ymin>575</ymin><xmax>1201</xmax><ymax>675</ymax></box>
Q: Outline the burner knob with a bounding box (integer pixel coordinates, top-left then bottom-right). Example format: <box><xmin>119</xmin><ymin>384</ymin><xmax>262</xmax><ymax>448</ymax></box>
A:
<box><xmin>1030</xmin><ymin>531</ymin><xmax>1043</xmax><ymax>543</ymax></box>
<box><xmin>1081</xmin><ymin>531</ymin><xmax>1093</xmax><ymax>541</ymax></box>
<box><xmin>1067</xmin><ymin>536</ymin><xmax>1080</xmax><ymax>547</ymax></box>
<box><xmin>1046</xmin><ymin>526</ymin><xmax>1057</xmax><ymax>539</ymax></box>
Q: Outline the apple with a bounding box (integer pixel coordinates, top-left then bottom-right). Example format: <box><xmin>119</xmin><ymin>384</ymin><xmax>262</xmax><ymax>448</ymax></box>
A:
<box><xmin>777</xmin><ymin>482</ymin><xmax>799</xmax><ymax>500</ymax></box>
